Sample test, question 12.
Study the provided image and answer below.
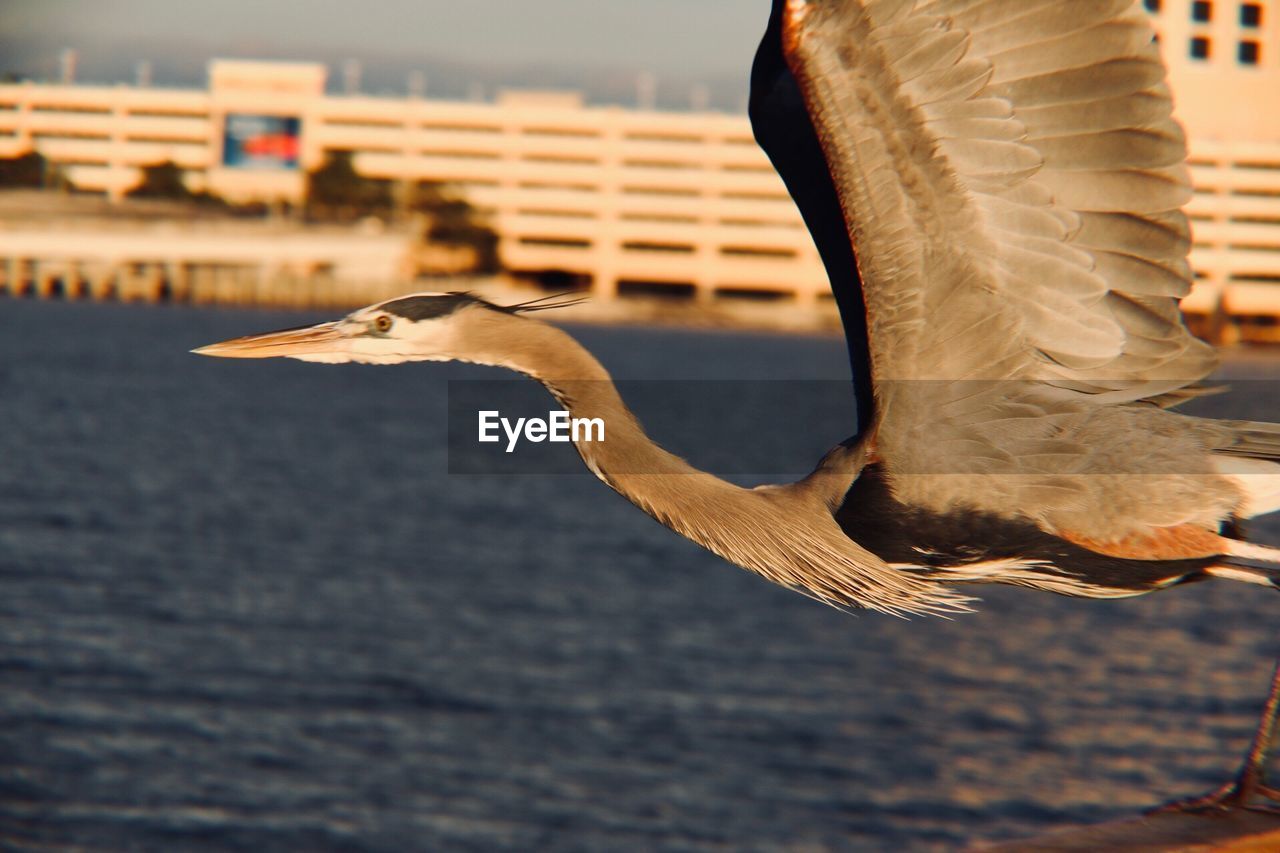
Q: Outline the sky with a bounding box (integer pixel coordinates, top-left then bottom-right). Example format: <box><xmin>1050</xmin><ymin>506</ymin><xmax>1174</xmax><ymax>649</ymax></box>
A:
<box><xmin>0</xmin><ymin>0</ymin><xmax>774</xmax><ymax>108</ymax></box>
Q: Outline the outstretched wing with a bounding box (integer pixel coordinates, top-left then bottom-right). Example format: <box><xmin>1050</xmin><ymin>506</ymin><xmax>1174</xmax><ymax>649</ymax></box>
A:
<box><xmin>781</xmin><ymin>0</ymin><xmax>1215</xmax><ymax>398</ymax></box>
<box><xmin>750</xmin><ymin>5</ymin><xmax>876</xmax><ymax>438</ymax></box>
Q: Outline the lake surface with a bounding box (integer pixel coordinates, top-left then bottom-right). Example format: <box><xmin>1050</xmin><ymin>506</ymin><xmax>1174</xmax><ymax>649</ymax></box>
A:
<box><xmin>1</xmin><ymin>298</ymin><xmax>1279</xmax><ymax>851</ymax></box>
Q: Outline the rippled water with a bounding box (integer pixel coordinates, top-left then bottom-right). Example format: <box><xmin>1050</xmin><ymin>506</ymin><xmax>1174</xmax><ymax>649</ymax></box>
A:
<box><xmin>2</xmin><ymin>299</ymin><xmax>1278</xmax><ymax>851</ymax></box>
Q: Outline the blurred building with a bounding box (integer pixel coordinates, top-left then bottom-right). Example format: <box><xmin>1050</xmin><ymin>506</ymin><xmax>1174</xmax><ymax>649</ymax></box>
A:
<box><xmin>0</xmin><ymin>61</ymin><xmax>828</xmax><ymax>306</ymax></box>
<box><xmin>0</xmin><ymin>1</ymin><xmax>1277</xmax><ymax>323</ymax></box>
<box><xmin>1144</xmin><ymin>0</ymin><xmax>1280</xmax><ymax>335</ymax></box>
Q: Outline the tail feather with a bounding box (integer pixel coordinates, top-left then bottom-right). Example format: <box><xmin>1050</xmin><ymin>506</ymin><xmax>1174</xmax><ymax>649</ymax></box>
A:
<box><xmin>1225</xmin><ymin>539</ymin><xmax>1280</xmax><ymax>564</ymax></box>
<box><xmin>1205</xmin><ymin>564</ymin><xmax>1280</xmax><ymax>589</ymax></box>
<box><xmin>1207</xmin><ymin>539</ymin><xmax>1280</xmax><ymax>589</ymax></box>
<box><xmin>1211</xmin><ymin>420</ymin><xmax>1280</xmax><ymax>461</ymax></box>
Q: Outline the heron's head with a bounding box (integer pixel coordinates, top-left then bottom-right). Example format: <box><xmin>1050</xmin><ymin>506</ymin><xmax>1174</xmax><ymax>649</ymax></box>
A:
<box><xmin>193</xmin><ymin>291</ymin><xmax>584</xmax><ymax>366</ymax></box>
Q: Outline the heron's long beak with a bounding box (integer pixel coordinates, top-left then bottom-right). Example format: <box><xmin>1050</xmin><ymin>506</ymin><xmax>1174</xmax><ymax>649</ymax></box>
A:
<box><xmin>192</xmin><ymin>321</ymin><xmax>348</xmax><ymax>359</ymax></box>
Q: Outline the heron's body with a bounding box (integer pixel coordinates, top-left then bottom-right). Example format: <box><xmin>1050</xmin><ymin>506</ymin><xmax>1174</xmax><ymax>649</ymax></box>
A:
<box><xmin>837</xmin><ymin>465</ymin><xmax>1225</xmax><ymax>596</ymax></box>
<box><xmin>197</xmin><ymin>0</ymin><xmax>1280</xmax><ymax>810</ymax></box>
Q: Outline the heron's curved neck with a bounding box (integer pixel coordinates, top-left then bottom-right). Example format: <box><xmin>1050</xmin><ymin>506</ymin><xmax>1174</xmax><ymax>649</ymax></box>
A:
<box><xmin>462</xmin><ymin>314</ymin><xmax>707</xmax><ymax>483</ymax></box>
<box><xmin>450</xmin><ymin>310</ymin><xmax>947</xmax><ymax>615</ymax></box>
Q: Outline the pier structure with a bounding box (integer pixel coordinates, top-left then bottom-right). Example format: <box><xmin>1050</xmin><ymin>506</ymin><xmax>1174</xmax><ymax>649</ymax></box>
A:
<box><xmin>0</xmin><ymin>214</ymin><xmax>414</xmax><ymax>310</ymax></box>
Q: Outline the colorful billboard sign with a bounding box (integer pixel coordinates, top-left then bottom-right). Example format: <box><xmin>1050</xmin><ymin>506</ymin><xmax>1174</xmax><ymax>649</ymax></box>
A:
<box><xmin>222</xmin><ymin>114</ymin><xmax>301</xmax><ymax>169</ymax></box>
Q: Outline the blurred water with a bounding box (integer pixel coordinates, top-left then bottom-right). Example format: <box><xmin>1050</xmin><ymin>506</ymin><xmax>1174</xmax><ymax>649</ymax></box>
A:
<box><xmin>1</xmin><ymin>299</ymin><xmax>1278</xmax><ymax>851</ymax></box>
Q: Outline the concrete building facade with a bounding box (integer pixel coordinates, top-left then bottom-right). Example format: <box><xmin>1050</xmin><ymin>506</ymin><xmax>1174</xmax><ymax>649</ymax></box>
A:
<box><xmin>0</xmin><ymin>1</ymin><xmax>1277</xmax><ymax>320</ymax></box>
<box><xmin>1145</xmin><ymin>0</ymin><xmax>1280</xmax><ymax>332</ymax></box>
<box><xmin>0</xmin><ymin>62</ymin><xmax>828</xmax><ymax>306</ymax></box>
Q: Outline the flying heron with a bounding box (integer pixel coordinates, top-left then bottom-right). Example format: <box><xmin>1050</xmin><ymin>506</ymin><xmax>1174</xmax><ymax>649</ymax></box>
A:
<box><xmin>197</xmin><ymin>0</ymin><xmax>1280</xmax><ymax>811</ymax></box>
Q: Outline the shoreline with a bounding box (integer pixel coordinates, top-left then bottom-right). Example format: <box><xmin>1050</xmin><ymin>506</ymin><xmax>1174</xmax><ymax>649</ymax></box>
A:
<box><xmin>10</xmin><ymin>287</ymin><xmax>1280</xmax><ymax>363</ymax></box>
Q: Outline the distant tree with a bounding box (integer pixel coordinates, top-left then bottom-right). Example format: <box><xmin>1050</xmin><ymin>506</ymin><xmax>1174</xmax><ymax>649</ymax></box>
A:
<box><xmin>125</xmin><ymin>160</ymin><xmax>226</xmax><ymax>207</ymax></box>
<box><xmin>305</xmin><ymin>149</ymin><xmax>392</xmax><ymax>221</ymax></box>
<box><xmin>410</xmin><ymin>181</ymin><xmax>501</xmax><ymax>274</ymax></box>
<box><xmin>127</xmin><ymin>160</ymin><xmax>193</xmax><ymax>200</ymax></box>
<box><xmin>0</xmin><ymin>149</ymin><xmax>49</xmax><ymax>188</ymax></box>
<box><xmin>304</xmin><ymin>154</ymin><xmax>499</xmax><ymax>272</ymax></box>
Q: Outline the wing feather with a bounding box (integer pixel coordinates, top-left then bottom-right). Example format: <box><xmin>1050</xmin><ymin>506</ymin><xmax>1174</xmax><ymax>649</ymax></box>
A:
<box><xmin>782</xmin><ymin>0</ymin><xmax>1218</xmax><ymax>531</ymax></box>
<box><xmin>984</xmin><ymin>20</ymin><xmax>1156</xmax><ymax>84</ymax></box>
<box><xmin>923</xmin><ymin>0</ymin><xmax>1065</xmax><ymax>27</ymax></box>
<box><xmin>986</xmin><ymin>59</ymin><xmax>1166</xmax><ymax>106</ymax></box>
<box><xmin>1073</xmin><ymin>210</ymin><xmax>1191</xmax><ymax>260</ymax></box>
<box><xmin>783</xmin><ymin>0</ymin><xmax>1211</xmax><ymax>391</ymax></box>
<box><xmin>1035</xmin><ymin>165</ymin><xmax>1191</xmax><ymax>213</ymax></box>
<box><xmin>1033</xmin><ymin>128</ymin><xmax>1187</xmax><ymax>172</ymax></box>
<box><xmin>966</xmin><ymin>0</ymin><xmax>1134</xmax><ymax>43</ymax></box>
<box><xmin>1019</xmin><ymin>91</ymin><xmax>1174</xmax><ymax>138</ymax></box>
<box><xmin>896</xmin><ymin>30</ymin><xmax>972</xmax><ymax>80</ymax></box>
<box><xmin>1092</xmin><ymin>252</ymin><xmax>1190</xmax><ymax>297</ymax></box>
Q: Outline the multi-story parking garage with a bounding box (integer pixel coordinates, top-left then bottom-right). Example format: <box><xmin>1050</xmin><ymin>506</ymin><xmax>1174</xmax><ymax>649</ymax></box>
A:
<box><xmin>0</xmin><ymin>1</ymin><xmax>1277</xmax><ymax>329</ymax></box>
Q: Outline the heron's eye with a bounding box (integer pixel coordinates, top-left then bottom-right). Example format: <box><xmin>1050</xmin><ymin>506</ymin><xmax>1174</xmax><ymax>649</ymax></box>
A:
<box><xmin>374</xmin><ymin>315</ymin><xmax>393</xmax><ymax>333</ymax></box>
